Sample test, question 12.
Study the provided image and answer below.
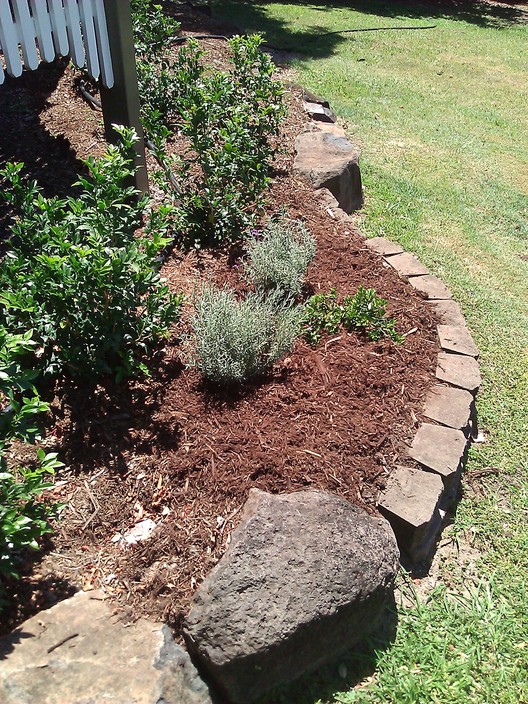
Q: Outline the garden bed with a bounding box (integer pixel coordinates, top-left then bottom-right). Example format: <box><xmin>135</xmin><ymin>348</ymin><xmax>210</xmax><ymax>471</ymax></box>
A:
<box><xmin>0</xmin><ymin>7</ymin><xmax>438</xmax><ymax>636</ymax></box>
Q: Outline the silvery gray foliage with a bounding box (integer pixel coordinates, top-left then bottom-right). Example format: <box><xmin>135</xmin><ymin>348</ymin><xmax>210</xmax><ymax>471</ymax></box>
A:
<box><xmin>245</xmin><ymin>217</ymin><xmax>316</xmax><ymax>297</ymax></box>
<box><xmin>190</xmin><ymin>286</ymin><xmax>302</xmax><ymax>384</ymax></box>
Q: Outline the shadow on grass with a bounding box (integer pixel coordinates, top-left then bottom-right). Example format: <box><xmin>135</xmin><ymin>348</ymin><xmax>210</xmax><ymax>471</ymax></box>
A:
<box><xmin>255</xmin><ymin>597</ymin><xmax>398</xmax><ymax>704</ymax></box>
<box><xmin>212</xmin><ymin>0</ymin><xmax>526</xmax><ymax>59</ymax></box>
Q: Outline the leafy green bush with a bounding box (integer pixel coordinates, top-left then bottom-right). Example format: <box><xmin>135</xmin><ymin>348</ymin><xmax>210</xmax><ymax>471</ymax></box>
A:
<box><xmin>245</xmin><ymin>217</ymin><xmax>315</xmax><ymax>297</ymax></box>
<box><xmin>303</xmin><ymin>287</ymin><xmax>403</xmax><ymax>346</ymax></box>
<box><xmin>0</xmin><ymin>328</ymin><xmax>60</xmax><ymax>585</ymax></box>
<box><xmin>0</xmin><ymin>327</ymin><xmax>48</xmax><ymax>446</ymax></box>
<box><xmin>0</xmin><ymin>127</ymin><xmax>183</xmax><ymax>380</ymax></box>
<box><xmin>303</xmin><ymin>289</ymin><xmax>344</xmax><ymax>346</ymax></box>
<box><xmin>131</xmin><ymin>0</ymin><xmax>181</xmax><ymax>59</ymax></box>
<box><xmin>170</xmin><ymin>36</ymin><xmax>286</xmax><ymax>246</ymax></box>
<box><xmin>190</xmin><ymin>286</ymin><xmax>302</xmax><ymax>384</ymax></box>
<box><xmin>134</xmin><ymin>30</ymin><xmax>286</xmax><ymax>246</ymax></box>
<box><xmin>0</xmin><ymin>450</ymin><xmax>63</xmax><ymax>579</ymax></box>
<box><xmin>342</xmin><ymin>286</ymin><xmax>403</xmax><ymax>342</ymax></box>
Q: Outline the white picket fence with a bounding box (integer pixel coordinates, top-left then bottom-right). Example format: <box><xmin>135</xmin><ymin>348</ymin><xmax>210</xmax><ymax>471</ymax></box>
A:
<box><xmin>0</xmin><ymin>0</ymin><xmax>114</xmax><ymax>87</ymax></box>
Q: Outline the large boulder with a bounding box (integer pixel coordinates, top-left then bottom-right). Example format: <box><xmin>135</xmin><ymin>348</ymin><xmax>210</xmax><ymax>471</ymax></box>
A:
<box><xmin>294</xmin><ymin>128</ymin><xmax>363</xmax><ymax>213</ymax></box>
<box><xmin>184</xmin><ymin>489</ymin><xmax>399</xmax><ymax>703</ymax></box>
<box><xmin>0</xmin><ymin>590</ymin><xmax>213</xmax><ymax>704</ymax></box>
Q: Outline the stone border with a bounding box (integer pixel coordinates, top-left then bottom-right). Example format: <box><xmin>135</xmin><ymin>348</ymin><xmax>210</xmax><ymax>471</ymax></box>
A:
<box><xmin>365</xmin><ymin>237</ymin><xmax>480</xmax><ymax>563</ymax></box>
<box><xmin>302</xmin><ymin>97</ymin><xmax>481</xmax><ymax>565</ymax></box>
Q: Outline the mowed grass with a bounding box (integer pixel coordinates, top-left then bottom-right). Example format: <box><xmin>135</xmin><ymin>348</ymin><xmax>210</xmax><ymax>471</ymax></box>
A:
<box><xmin>215</xmin><ymin>2</ymin><xmax>528</xmax><ymax>702</ymax></box>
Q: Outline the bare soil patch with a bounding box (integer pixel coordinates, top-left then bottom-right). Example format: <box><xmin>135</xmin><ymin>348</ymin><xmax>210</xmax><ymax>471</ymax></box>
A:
<box><xmin>0</xmin><ymin>7</ymin><xmax>438</xmax><ymax>637</ymax></box>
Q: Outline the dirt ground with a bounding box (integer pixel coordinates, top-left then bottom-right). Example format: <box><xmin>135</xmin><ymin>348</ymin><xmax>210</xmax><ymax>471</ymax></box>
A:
<box><xmin>0</xmin><ymin>6</ymin><xmax>439</xmax><ymax>636</ymax></box>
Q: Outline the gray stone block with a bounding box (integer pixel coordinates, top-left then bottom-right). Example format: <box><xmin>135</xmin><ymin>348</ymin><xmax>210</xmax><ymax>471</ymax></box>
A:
<box><xmin>438</xmin><ymin>325</ymin><xmax>478</xmax><ymax>358</ymax></box>
<box><xmin>408</xmin><ymin>274</ymin><xmax>452</xmax><ymax>300</ymax></box>
<box><xmin>184</xmin><ymin>489</ymin><xmax>399</xmax><ymax>704</ymax></box>
<box><xmin>0</xmin><ymin>591</ymin><xmax>213</xmax><ymax>704</ymax></box>
<box><xmin>366</xmin><ymin>237</ymin><xmax>404</xmax><ymax>256</ymax></box>
<box><xmin>303</xmin><ymin>100</ymin><xmax>337</xmax><ymax>123</ymax></box>
<box><xmin>378</xmin><ymin>466</ymin><xmax>445</xmax><ymax>562</ymax></box>
<box><xmin>436</xmin><ymin>352</ymin><xmax>481</xmax><ymax>393</ymax></box>
<box><xmin>429</xmin><ymin>299</ymin><xmax>466</xmax><ymax>326</ymax></box>
<box><xmin>408</xmin><ymin>423</ymin><xmax>469</xmax><ymax>493</ymax></box>
<box><xmin>386</xmin><ymin>252</ymin><xmax>429</xmax><ymax>277</ymax></box>
<box><xmin>423</xmin><ymin>384</ymin><xmax>475</xmax><ymax>433</ymax></box>
<box><xmin>294</xmin><ymin>130</ymin><xmax>363</xmax><ymax>213</ymax></box>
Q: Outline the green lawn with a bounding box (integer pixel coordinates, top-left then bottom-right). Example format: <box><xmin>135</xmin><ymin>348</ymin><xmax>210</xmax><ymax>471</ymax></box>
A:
<box><xmin>214</xmin><ymin>2</ymin><xmax>528</xmax><ymax>701</ymax></box>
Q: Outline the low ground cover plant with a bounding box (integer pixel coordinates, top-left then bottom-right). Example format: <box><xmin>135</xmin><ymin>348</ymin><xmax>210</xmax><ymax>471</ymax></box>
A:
<box><xmin>245</xmin><ymin>217</ymin><xmax>316</xmax><ymax>297</ymax></box>
<box><xmin>304</xmin><ymin>287</ymin><xmax>403</xmax><ymax>346</ymax></box>
<box><xmin>190</xmin><ymin>286</ymin><xmax>302</xmax><ymax>384</ymax></box>
<box><xmin>0</xmin><ymin>127</ymin><xmax>183</xmax><ymax>381</ymax></box>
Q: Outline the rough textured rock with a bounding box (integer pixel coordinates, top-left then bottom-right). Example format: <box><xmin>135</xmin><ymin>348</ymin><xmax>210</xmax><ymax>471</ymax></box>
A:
<box><xmin>437</xmin><ymin>324</ymin><xmax>479</xmax><ymax>358</ymax></box>
<box><xmin>0</xmin><ymin>590</ymin><xmax>213</xmax><ymax>704</ymax></box>
<box><xmin>184</xmin><ymin>489</ymin><xmax>399</xmax><ymax>704</ymax></box>
<box><xmin>294</xmin><ymin>130</ymin><xmax>363</xmax><ymax>212</ymax></box>
<box><xmin>423</xmin><ymin>384</ymin><xmax>475</xmax><ymax>433</ymax></box>
<box><xmin>301</xmin><ymin>88</ymin><xmax>330</xmax><ymax>108</ymax></box>
<box><xmin>408</xmin><ymin>423</ymin><xmax>469</xmax><ymax>493</ymax></box>
<box><xmin>429</xmin><ymin>299</ymin><xmax>467</xmax><ymax>327</ymax></box>
<box><xmin>303</xmin><ymin>100</ymin><xmax>337</xmax><ymax>123</ymax></box>
<box><xmin>436</xmin><ymin>351</ymin><xmax>481</xmax><ymax>393</ymax></box>
<box><xmin>386</xmin><ymin>252</ymin><xmax>429</xmax><ymax>277</ymax></box>
<box><xmin>378</xmin><ymin>466</ymin><xmax>445</xmax><ymax>562</ymax></box>
<box><xmin>408</xmin><ymin>274</ymin><xmax>452</xmax><ymax>300</ymax></box>
<box><xmin>366</xmin><ymin>237</ymin><xmax>404</xmax><ymax>256</ymax></box>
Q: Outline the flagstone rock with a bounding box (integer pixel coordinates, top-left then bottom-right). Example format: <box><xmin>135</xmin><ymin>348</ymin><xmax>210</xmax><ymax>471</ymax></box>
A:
<box><xmin>366</xmin><ymin>237</ymin><xmax>405</xmax><ymax>256</ymax></box>
<box><xmin>437</xmin><ymin>324</ymin><xmax>479</xmax><ymax>358</ymax></box>
<box><xmin>423</xmin><ymin>384</ymin><xmax>475</xmax><ymax>433</ymax></box>
<box><xmin>429</xmin><ymin>299</ymin><xmax>467</xmax><ymax>326</ymax></box>
<box><xmin>436</xmin><ymin>352</ymin><xmax>481</xmax><ymax>393</ymax></box>
<box><xmin>0</xmin><ymin>590</ymin><xmax>213</xmax><ymax>704</ymax></box>
<box><xmin>184</xmin><ymin>489</ymin><xmax>399</xmax><ymax>704</ymax></box>
<box><xmin>294</xmin><ymin>130</ymin><xmax>363</xmax><ymax>213</ymax></box>
<box><xmin>386</xmin><ymin>252</ymin><xmax>429</xmax><ymax>277</ymax></box>
<box><xmin>408</xmin><ymin>274</ymin><xmax>452</xmax><ymax>300</ymax></box>
<box><xmin>303</xmin><ymin>100</ymin><xmax>337</xmax><ymax>123</ymax></box>
<box><xmin>378</xmin><ymin>466</ymin><xmax>445</xmax><ymax>562</ymax></box>
<box><xmin>408</xmin><ymin>423</ymin><xmax>469</xmax><ymax>493</ymax></box>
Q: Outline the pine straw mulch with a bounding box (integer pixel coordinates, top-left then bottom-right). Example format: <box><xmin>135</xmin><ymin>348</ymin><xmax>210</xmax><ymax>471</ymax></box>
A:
<box><xmin>0</xmin><ymin>7</ymin><xmax>439</xmax><ymax>637</ymax></box>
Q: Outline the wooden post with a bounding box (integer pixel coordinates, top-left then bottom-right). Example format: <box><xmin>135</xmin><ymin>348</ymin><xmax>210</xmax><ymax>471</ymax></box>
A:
<box><xmin>99</xmin><ymin>0</ymin><xmax>148</xmax><ymax>194</ymax></box>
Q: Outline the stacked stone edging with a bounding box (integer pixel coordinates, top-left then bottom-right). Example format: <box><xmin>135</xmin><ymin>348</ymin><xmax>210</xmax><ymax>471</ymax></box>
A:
<box><xmin>367</xmin><ymin>237</ymin><xmax>480</xmax><ymax>562</ymax></box>
<box><xmin>297</xmin><ymin>93</ymin><xmax>481</xmax><ymax>564</ymax></box>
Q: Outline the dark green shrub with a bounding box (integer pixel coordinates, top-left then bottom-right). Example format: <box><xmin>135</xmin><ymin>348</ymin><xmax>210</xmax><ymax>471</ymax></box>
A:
<box><xmin>0</xmin><ymin>327</ymin><xmax>60</xmax><ymax>586</ymax></box>
<box><xmin>189</xmin><ymin>286</ymin><xmax>302</xmax><ymax>384</ymax></box>
<box><xmin>0</xmin><ymin>127</ymin><xmax>183</xmax><ymax>381</ymax></box>
<box><xmin>131</xmin><ymin>0</ymin><xmax>181</xmax><ymax>59</ymax></box>
<box><xmin>134</xmin><ymin>30</ymin><xmax>286</xmax><ymax>246</ymax></box>
<box><xmin>245</xmin><ymin>217</ymin><xmax>316</xmax><ymax>297</ymax></box>
<box><xmin>0</xmin><ymin>450</ymin><xmax>62</xmax><ymax>580</ymax></box>
<box><xmin>170</xmin><ymin>36</ymin><xmax>286</xmax><ymax>246</ymax></box>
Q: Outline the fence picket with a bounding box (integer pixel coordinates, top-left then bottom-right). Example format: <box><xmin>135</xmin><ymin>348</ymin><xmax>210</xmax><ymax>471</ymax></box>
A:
<box><xmin>47</xmin><ymin>0</ymin><xmax>70</xmax><ymax>57</ymax></box>
<box><xmin>30</xmin><ymin>0</ymin><xmax>56</xmax><ymax>63</ymax></box>
<box><xmin>78</xmin><ymin>0</ymin><xmax>99</xmax><ymax>80</ymax></box>
<box><xmin>63</xmin><ymin>1</ymin><xmax>85</xmax><ymax>68</ymax></box>
<box><xmin>0</xmin><ymin>0</ymin><xmax>117</xmax><ymax>87</ymax></box>
<box><xmin>92</xmin><ymin>0</ymin><xmax>114</xmax><ymax>88</ymax></box>
<box><xmin>11</xmin><ymin>0</ymin><xmax>39</xmax><ymax>70</ymax></box>
<box><xmin>0</xmin><ymin>2</ymin><xmax>23</xmax><ymax>78</ymax></box>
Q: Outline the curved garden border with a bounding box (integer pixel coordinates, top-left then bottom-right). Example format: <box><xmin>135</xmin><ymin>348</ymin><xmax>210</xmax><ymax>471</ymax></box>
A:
<box><xmin>300</xmin><ymin>94</ymin><xmax>481</xmax><ymax>565</ymax></box>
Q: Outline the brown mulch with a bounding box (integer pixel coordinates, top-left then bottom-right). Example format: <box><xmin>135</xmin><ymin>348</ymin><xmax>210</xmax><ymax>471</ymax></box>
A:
<box><xmin>0</xmin><ymin>7</ymin><xmax>438</xmax><ymax>637</ymax></box>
